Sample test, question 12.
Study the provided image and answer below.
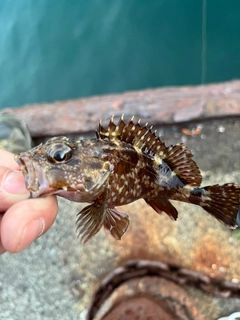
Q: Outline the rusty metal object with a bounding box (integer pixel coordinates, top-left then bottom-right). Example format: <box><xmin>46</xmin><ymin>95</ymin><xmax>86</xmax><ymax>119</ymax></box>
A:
<box><xmin>102</xmin><ymin>296</ymin><xmax>189</xmax><ymax>320</ymax></box>
<box><xmin>1</xmin><ymin>80</ymin><xmax>240</xmax><ymax>137</ymax></box>
<box><xmin>87</xmin><ymin>260</ymin><xmax>240</xmax><ymax>320</ymax></box>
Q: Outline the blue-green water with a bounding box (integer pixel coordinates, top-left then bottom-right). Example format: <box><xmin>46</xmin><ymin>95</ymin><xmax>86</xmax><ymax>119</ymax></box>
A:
<box><xmin>0</xmin><ymin>0</ymin><xmax>240</xmax><ymax>109</ymax></box>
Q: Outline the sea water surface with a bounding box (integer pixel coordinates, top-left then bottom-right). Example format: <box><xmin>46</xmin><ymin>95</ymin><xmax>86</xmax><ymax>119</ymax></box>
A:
<box><xmin>0</xmin><ymin>0</ymin><xmax>240</xmax><ymax>109</ymax></box>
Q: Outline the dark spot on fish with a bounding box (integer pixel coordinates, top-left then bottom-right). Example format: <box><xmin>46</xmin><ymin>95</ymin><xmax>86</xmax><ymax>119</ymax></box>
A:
<box><xmin>116</xmin><ymin>161</ymin><xmax>131</xmax><ymax>175</ymax></box>
<box><xmin>127</xmin><ymin>148</ymin><xmax>140</xmax><ymax>165</ymax></box>
<box><xmin>190</xmin><ymin>188</ymin><xmax>205</xmax><ymax>197</ymax></box>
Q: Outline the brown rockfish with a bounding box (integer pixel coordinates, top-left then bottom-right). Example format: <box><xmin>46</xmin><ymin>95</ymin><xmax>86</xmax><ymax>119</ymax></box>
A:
<box><xmin>15</xmin><ymin>116</ymin><xmax>240</xmax><ymax>242</ymax></box>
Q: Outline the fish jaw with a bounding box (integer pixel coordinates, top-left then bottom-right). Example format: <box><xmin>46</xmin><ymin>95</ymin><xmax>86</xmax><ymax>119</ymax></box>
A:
<box><xmin>15</xmin><ymin>153</ymin><xmax>55</xmax><ymax>198</ymax></box>
<box><xmin>15</xmin><ymin>150</ymin><xmax>112</xmax><ymax>202</ymax></box>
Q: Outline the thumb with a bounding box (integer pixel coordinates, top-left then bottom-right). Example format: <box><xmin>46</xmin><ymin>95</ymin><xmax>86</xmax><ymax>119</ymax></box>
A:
<box><xmin>0</xmin><ymin>168</ymin><xmax>30</xmax><ymax>211</ymax></box>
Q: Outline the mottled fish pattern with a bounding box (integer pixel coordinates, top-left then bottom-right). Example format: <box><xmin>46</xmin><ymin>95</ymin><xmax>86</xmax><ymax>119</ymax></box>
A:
<box><xmin>15</xmin><ymin>116</ymin><xmax>240</xmax><ymax>242</ymax></box>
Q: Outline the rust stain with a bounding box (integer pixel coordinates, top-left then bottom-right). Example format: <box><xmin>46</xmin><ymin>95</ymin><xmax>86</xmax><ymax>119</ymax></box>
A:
<box><xmin>193</xmin><ymin>234</ymin><xmax>231</xmax><ymax>278</ymax></box>
<box><xmin>108</xmin><ymin>200</ymin><xmax>179</xmax><ymax>264</ymax></box>
<box><xmin>107</xmin><ymin>199</ymin><xmax>240</xmax><ymax>283</ymax></box>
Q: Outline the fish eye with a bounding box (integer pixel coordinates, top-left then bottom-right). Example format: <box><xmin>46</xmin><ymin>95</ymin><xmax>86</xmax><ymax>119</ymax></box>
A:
<box><xmin>47</xmin><ymin>144</ymin><xmax>73</xmax><ymax>163</ymax></box>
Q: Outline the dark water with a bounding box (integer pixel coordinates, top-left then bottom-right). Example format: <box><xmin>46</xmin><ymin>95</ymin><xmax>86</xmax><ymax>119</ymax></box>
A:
<box><xmin>0</xmin><ymin>0</ymin><xmax>240</xmax><ymax>109</ymax></box>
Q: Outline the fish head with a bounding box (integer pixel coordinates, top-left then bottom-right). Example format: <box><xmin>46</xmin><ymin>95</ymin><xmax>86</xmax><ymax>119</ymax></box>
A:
<box><xmin>15</xmin><ymin>136</ymin><xmax>112</xmax><ymax>201</ymax></box>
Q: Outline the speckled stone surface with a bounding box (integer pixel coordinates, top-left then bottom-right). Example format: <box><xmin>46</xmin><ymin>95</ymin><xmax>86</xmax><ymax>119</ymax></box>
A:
<box><xmin>0</xmin><ymin>87</ymin><xmax>240</xmax><ymax>319</ymax></box>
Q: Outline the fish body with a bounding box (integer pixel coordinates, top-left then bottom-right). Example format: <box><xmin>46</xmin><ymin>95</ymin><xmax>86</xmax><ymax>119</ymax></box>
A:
<box><xmin>15</xmin><ymin>116</ymin><xmax>240</xmax><ymax>242</ymax></box>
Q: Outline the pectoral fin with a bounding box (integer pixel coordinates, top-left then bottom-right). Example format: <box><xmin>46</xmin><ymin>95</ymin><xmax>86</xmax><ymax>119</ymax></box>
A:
<box><xmin>76</xmin><ymin>191</ymin><xmax>108</xmax><ymax>243</ymax></box>
<box><xmin>104</xmin><ymin>208</ymin><xmax>129</xmax><ymax>240</ymax></box>
<box><xmin>145</xmin><ymin>198</ymin><xmax>178</xmax><ymax>220</ymax></box>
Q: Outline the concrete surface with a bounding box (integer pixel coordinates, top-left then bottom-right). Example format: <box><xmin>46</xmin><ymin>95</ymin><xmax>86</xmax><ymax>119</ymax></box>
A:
<box><xmin>0</xmin><ymin>84</ymin><xmax>240</xmax><ymax>320</ymax></box>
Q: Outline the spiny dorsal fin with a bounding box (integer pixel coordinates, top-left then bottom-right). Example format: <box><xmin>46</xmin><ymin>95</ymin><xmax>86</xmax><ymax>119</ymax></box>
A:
<box><xmin>97</xmin><ymin>115</ymin><xmax>202</xmax><ymax>187</ymax></box>
<box><xmin>98</xmin><ymin>115</ymin><xmax>168</xmax><ymax>154</ymax></box>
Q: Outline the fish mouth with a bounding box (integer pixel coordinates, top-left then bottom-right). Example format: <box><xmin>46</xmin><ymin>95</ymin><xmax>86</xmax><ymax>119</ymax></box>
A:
<box><xmin>15</xmin><ymin>154</ymin><xmax>52</xmax><ymax>198</ymax></box>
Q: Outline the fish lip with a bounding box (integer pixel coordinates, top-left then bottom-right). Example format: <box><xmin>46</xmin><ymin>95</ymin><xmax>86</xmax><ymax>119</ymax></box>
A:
<box><xmin>15</xmin><ymin>154</ymin><xmax>28</xmax><ymax>177</ymax></box>
<box><xmin>15</xmin><ymin>154</ymin><xmax>50</xmax><ymax>197</ymax></box>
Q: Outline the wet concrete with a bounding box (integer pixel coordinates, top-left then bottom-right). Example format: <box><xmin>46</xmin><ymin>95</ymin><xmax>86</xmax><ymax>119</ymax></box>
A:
<box><xmin>0</xmin><ymin>113</ymin><xmax>239</xmax><ymax>319</ymax></box>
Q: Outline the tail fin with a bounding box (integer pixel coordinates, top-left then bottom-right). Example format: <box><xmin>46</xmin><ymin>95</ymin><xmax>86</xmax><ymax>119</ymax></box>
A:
<box><xmin>190</xmin><ymin>183</ymin><xmax>240</xmax><ymax>229</ymax></box>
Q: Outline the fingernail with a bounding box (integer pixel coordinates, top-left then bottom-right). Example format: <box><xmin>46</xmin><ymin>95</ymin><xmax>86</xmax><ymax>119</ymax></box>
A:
<box><xmin>3</xmin><ymin>170</ymin><xmax>27</xmax><ymax>194</ymax></box>
<box><xmin>16</xmin><ymin>218</ymin><xmax>45</xmax><ymax>252</ymax></box>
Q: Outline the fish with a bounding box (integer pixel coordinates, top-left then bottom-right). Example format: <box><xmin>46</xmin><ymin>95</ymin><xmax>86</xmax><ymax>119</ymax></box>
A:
<box><xmin>15</xmin><ymin>115</ymin><xmax>240</xmax><ymax>243</ymax></box>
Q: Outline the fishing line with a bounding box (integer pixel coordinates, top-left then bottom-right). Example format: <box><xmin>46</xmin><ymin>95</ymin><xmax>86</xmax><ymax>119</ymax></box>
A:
<box><xmin>201</xmin><ymin>0</ymin><xmax>207</xmax><ymax>84</ymax></box>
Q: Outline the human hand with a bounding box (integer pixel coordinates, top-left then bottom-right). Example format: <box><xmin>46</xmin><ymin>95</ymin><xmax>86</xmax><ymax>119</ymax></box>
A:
<box><xmin>0</xmin><ymin>149</ymin><xmax>58</xmax><ymax>254</ymax></box>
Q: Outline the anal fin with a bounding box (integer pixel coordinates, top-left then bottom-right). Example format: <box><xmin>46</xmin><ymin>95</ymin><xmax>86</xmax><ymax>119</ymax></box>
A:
<box><xmin>104</xmin><ymin>208</ymin><xmax>129</xmax><ymax>240</ymax></box>
<box><xmin>145</xmin><ymin>198</ymin><xmax>178</xmax><ymax>220</ymax></box>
